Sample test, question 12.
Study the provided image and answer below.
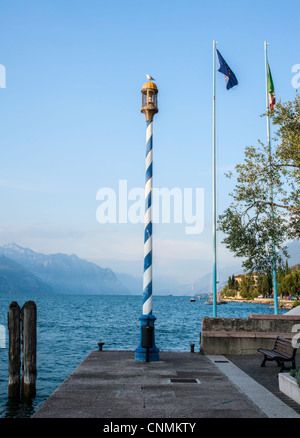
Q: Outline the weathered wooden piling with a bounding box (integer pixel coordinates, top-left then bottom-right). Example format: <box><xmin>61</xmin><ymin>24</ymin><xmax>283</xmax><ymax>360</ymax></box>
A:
<box><xmin>21</xmin><ymin>301</ymin><xmax>37</xmax><ymax>398</ymax></box>
<box><xmin>8</xmin><ymin>301</ymin><xmax>21</xmax><ymax>399</ymax></box>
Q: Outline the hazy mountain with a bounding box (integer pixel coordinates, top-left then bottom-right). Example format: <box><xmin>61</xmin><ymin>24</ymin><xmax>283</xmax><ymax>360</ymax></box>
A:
<box><xmin>172</xmin><ymin>264</ymin><xmax>242</xmax><ymax>296</ymax></box>
<box><xmin>1</xmin><ymin>240</ymin><xmax>298</xmax><ymax>297</ymax></box>
<box><xmin>111</xmin><ymin>240</ymin><xmax>300</xmax><ymax>297</ymax></box>
<box><xmin>115</xmin><ymin>272</ymin><xmax>180</xmax><ymax>296</ymax></box>
<box><xmin>115</xmin><ymin>272</ymin><xmax>141</xmax><ymax>295</ymax></box>
<box><xmin>284</xmin><ymin>240</ymin><xmax>300</xmax><ymax>266</ymax></box>
<box><xmin>180</xmin><ymin>240</ymin><xmax>300</xmax><ymax>297</ymax></box>
<box><xmin>0</xmin><ymin>255</ymin><xmax>53</xmax><ymax>295</ymax></box>
<box><xmin>0</xmin><ymin>244</ymin><xmax>129</xmax><ymax>295</ymax></box>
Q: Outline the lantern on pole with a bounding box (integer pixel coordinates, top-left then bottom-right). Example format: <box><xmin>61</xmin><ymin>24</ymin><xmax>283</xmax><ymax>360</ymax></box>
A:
<box><xmin>135</xmin><ymin>78</ymin><xmax>159</xmax><ymax>362</ymax></box>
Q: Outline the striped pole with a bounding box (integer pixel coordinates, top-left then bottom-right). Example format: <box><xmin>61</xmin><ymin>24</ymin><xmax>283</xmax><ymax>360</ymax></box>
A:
<box><xmin>135</xmin><ymin>79</ymin><xmax>159</xmax><ymax>361</ymax></box>
<box><xmin>135</xmin><ymin>119</ymin><xmax>159</xmax><ymax>362</ymax></box>
<box><xmin>143</xmin><ymin>120</ymin><xmax>153</xmax><ymax>316</ymax></box>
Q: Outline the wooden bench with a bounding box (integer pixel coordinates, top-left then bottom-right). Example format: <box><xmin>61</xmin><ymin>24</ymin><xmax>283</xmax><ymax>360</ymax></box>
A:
<box><xmin>257</xmin><ymin>336</ymin><xmax>297</xmax><ymax>372</ymax></box>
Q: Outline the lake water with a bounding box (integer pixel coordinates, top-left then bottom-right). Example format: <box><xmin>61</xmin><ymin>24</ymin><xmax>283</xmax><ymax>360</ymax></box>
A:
<box><xmin>0</xmin><ymin>293</ymin><xmax>286</xmax><ymax>418</ymax></box>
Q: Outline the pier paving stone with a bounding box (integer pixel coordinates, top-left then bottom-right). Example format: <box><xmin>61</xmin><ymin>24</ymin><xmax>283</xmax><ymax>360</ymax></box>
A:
<box><xmin>32</xmin><ymin>351</ymin><xmax>299</xmax><ymax>419</ymax></box>
<box><xmin>227</xmin><ymin>354</ymin><xmax>300</xmax><ymax>415</ymax></box>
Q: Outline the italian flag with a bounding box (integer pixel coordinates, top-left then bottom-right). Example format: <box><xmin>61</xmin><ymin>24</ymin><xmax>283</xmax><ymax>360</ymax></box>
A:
<box><xmin>267</xmin><ymin>62</ymin><xmax>275</xmax><ymax>111</ymax></box>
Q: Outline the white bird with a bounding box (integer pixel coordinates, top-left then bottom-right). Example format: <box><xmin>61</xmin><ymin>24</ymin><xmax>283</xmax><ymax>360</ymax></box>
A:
<box><xmin>146</xmin><ymin>74</ymin><xmax>155</xmax><ymax>81</ymax></box>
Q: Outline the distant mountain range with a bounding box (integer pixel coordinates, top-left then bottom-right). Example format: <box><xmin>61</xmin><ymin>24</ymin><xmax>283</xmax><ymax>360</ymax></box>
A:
<box><xmin>0</xmin><ymin>254</ymin><xmax>53</xmax><ymax>295</ymax></box>
<box><xmin>0</xmin><ymin>244</ymin><xmax>129</xmax><ymax>296</ymax></box>
<box><xmin>0</xmin><ymin>240</ymin><xmax>298</xmax><ymax>297</ymax></box>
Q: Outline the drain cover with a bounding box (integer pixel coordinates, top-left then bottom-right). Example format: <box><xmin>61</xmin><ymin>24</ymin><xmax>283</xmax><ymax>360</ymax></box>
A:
<box><xmin>214</xmin><ymin>360</ymin><xmax>229</xmax><ymax>363</ymax></box>
<box><xmin>170</xmin><ymin>378</ymin><xmax>199</xmax><ymax>383</ymax></box>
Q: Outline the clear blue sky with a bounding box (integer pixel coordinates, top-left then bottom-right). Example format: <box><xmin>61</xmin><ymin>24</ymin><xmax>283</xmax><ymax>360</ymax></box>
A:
<box><xmin>0</xmin><ymin>0</ymin><xmax>298</xmax><ymax>287</ymax></box>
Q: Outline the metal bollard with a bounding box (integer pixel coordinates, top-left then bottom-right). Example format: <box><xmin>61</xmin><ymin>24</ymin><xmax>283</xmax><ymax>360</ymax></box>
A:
<box><xmin>190</xmin><ymin>343</ymin><xmax>195</xmax><ymax>353</ymax></box>
<box><xmin>98</xmin><ymin>342</ymin><xmax>105</xmax><ymax>351</ymax></box>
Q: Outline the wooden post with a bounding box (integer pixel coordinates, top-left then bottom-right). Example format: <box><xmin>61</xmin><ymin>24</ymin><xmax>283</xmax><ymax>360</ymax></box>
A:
<box><xmin>8</xmin><ymin>301</ymin><xmax>21</xmax><ymax>399</ymax></box>
<box><xmin>21</xmin><ymin>301</ymin><xmax>37</xmax><ymax>398</ymax></box>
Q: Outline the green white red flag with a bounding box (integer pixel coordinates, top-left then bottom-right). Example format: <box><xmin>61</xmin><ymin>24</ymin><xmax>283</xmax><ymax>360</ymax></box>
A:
<box><xmin>267</xmin><ymin>62</ymin><xmax>275</xmax><ymax>111</ymax></box>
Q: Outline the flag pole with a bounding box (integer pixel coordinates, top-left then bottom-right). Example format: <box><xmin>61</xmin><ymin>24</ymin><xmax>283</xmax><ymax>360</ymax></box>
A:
<box><xmin>212</xmin><ymin>40</ymin><xmax>217</xmax><ymax>317</ymax></box>
<box><xmin>264</xmin><ymin>41</ymin><xmax>279</xmax><ymax>315</ymax></box>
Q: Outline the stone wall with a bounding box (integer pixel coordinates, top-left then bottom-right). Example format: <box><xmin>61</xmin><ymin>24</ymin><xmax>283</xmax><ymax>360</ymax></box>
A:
<box><xmin>200</xmin><ymin>314</ymin><xmax>300</xmax><ymax>355</ymax></box>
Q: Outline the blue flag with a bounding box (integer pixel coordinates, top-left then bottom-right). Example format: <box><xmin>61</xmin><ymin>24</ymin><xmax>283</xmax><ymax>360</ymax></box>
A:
<box><xmin>216</xmin><ymin>49</ymin><xmax>238</xmax><ymax>90</ymax></box>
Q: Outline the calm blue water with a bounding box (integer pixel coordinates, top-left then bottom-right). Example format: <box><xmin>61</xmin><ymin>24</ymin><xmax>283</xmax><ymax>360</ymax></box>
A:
<box><xmin>0</xmin><ymin>293</ymin><xmax>286</xmax><ymax>418</ymax></box>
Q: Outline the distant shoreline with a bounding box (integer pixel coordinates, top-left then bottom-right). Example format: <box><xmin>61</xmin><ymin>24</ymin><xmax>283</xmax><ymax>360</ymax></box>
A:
<box><xmin>223</xmin><ymin>297</ymin><xmax>295</xmax><ymax>310</ymax></box>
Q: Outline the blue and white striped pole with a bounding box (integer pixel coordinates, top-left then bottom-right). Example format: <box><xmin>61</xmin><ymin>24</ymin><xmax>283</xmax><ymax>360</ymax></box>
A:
<box><xmin>135</xmin><ymin>79</ymin><xmax>159</xmax><ymax>362</ymax></box>
<box><xmin>143</xmin><ymin>120</ymin><xmax>153</xmax><ymax>315</ymax></box>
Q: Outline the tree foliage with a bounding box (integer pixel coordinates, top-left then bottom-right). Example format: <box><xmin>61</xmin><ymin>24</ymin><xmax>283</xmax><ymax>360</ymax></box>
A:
<box><xmin>278</xmin><ymin>271</ymin><xmax>300</xmax><ymax>297</ymax></box>
<box><xmin>239</xmin><ymin>274</ymin><xmax>257</xmax><ymax>299</ymax></box>
<box><xmin>221</xmin><ymin>262</ymin><xmax>300</xmax><ymax>300</ymax></box>
<box><xmin>228</xmin><ymin>274</ymin><xmax>239</xmax><ymax>290</ymax></box>
<box><xmin>219</xmin><ymin>95</ymin><xmax>300</xmax><ymax>274</ymax></box>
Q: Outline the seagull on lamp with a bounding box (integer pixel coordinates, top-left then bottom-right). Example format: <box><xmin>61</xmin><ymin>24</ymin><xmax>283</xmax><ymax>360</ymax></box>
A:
<box><xmin>146</xmin><ymin>74</ymin><xmax>155</xmax><ymax>81</ymax></box>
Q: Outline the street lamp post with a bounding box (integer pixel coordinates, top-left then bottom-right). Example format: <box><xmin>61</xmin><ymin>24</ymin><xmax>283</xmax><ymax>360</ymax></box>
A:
<box><xmin>135</xmin><ymin>79</ymin><xmax>159</xmax><ymax>362</ymax></box>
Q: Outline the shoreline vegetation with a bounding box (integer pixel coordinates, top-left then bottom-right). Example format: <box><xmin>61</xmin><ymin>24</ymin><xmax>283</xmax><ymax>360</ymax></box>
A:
<box><xmin>219</xmin><ymin>263</ymin><xmax>300</xmax><ymax>310</ymax></box>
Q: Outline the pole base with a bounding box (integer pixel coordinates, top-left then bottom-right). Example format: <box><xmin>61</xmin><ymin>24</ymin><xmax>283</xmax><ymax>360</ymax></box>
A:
<box><xmin>135</xmin><ymin>346</ymin><xmax>159</xmax><ymax>362</ymax></box>
<box><xmin>135</xmin><ymin>314</ymin><xmax>159</xmax><ymax>362</ymax></box>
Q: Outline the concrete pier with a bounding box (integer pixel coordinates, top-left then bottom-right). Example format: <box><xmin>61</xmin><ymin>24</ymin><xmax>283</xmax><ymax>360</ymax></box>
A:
<box><xmin>33</xmin><ymin>351</ymin><xmax>300</xmax><ymax>419</ymax></box>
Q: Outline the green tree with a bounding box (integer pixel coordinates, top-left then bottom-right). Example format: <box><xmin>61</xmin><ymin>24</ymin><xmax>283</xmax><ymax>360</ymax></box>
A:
<box><xmin>256</xmin><ymin>272</ymin><xmax>272</xmax><ymax>297</ymax></box>
<box><xmin>279</xmin><ymin>271</ymin><xmax>300</xmax><ymax>297</ymax></box>
<box><xmin>227</xmin><ymin>276</ymin><xmax>232</xmax><ymax>288</ymax></box>
<box><xmin>221</xmin><ymin>284</ymin><xmax>236</xmax><ymax>297</ymax></box>
<box><xmin>219</xmin><ymin>96</ymin><xmax>300</xmax><ymax>274</ymax></box>
<box><xmin>262</xmin><ymin>272</ymin><xmax>273</xmax><ymax>297</ymax></box>
<box><xmin>271</xmin><ymin>96</ymin><xmax>300</xmax><ymax>237</ymax></box>
<box><xmin>285</xmin><ymin>260</ymin><xmax>290</xmax><ymax>276</ymax></box>
<box><xmin>227</xmin><ymin>274</ymin><xmax>239</xmax><ymax>290</ymax></box>
<box><xmin>239</xmin><ymin>275</ymin><xmax>257</xmax><ymax>299</ymax></box>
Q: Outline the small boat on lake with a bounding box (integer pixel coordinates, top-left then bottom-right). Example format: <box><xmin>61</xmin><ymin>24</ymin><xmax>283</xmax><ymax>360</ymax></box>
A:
<box><xmin>190</xmin><ymin>283</ymin><xmax>196</xmax><ymax>302</ymax></box>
